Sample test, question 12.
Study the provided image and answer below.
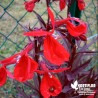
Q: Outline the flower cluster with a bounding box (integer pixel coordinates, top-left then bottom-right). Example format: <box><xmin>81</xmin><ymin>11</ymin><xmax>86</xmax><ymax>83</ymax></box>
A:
<box><xmin>24</xmin><ymin>0</ymin><xmax>86</xmax><ymax>12</ymax></box>
<box><xmin>1</xmin><ymin>0</ymin><xmax>97</xmax><ymax>98</ymax></box>
<box><xmin>0</xmin><ymin>6</ymin><xmax>87</xmax><ymax>98</ymax></box>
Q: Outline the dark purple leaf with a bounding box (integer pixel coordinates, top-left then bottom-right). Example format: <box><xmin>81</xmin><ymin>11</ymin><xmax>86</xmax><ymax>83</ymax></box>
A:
<box><xmin>16</xmin><ymin>87</ymin><xmax>29</xmax><ymax>98</ymax></box>
<box><xmin>24</xmin><ymin>81</ymin><xmax>39</xmax><ymax>92</ymax></box>
<box><xmin>33</xmin><ymin>73</ymin><xmax>40</xmax><ymax>91</ymax></box>
<box><xmin>62</xmin><ymin>86</ymin><xmax>72</xmax><ymax>93</ymax></box>
<box><xmin>80</xmin><ymin>36</ymin><xmax>98</xmax><ymax>52</ymax></box>
<box><xmin>33</xmin><ymin>10</ymin><xmax>46</xmax><ymax>28</ymax></box>
<box><xmin>72</xmin><ymin>58</ymin><xmax>92</xmax><ymax>75</ymax></box>
<box><xmin>77</xmin><ymin>51</ymin><xmax>98</xmax><ymax>54</ymax></box>
<box><xmin>66</xmin><ymin>58</ymin><xmax>92</xmax><ymax>81</ymax></box>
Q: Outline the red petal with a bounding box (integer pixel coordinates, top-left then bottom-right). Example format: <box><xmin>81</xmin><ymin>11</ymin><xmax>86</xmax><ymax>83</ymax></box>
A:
<box><xmin>0</xmin><ymin>44</ymin><xmax>33</xmax><ymax>66</ymax></box>
<box><xmin>59</xmin><ymin>0</ymin><xmax>66</xmax><ymax>11</ymax></box>
<box><xmin>44</xmin><ymin>35</ymin><xmax>70</xmax><ymax>65</ymax></box>
<box><xmin>6</xmin><ymin>69</ymin><xmax>14</xmax><ymax>79</ymax></box>
<box><xmin>50</xmin><ymin>67</ymin><xmax>70</xmax><ymax>73</ymax></box>
<box><xmin>21</xmin><ymin>43</ymin><xmax>33</xmax><ymax>55</ymax></box>
<box><xmin>24</xmin><ymin>8</ymin><xmax>54</xmax><ymax>37</ymax></box>
<box><xmin>41</xmin><ymin>63</ymin><xmax>49</xmax><ymax>72</ymax></box>
<box><xmin>24</xmin><ymin>1</ymin><xmax>35</xmax><ymax>12</ymax></box>
<box><xmin>0</xmin><ymin>67</ymin><xmax>7</xmax><ymax>86</ymax></box>
<box><xmin>47</xmin><ymin>7</ymin><xmax>55</xmax><ymax>30</ymax></box>
<box><xmin>66</xmin><ymin>18</ymin><xmax>87</xmax><ymax>37</ymax></box>
<box><xmin>36</xmin><ymin>67</ymin><xmax>70</xmax><ymax>74</ymax></box>
<box><xmin>36</xmin><ymin>70</ymin><xmax>45</xmax><ymax>74</ymax></box>
<box><xmin>55</xmin><ymin>19</ymin><xmax>67</xmax><ymax>27</ymax></box>
<box><xmin>0</xmin><ymin>53</ymin><xmax>19</xmax><ymax>65</ymax></box>
<box><xmin>14</xmin><ymin>54</ymin><xmax>38</xmax><ymax>82</ymax></box>
<box><xmin>78</xmin><ymin>0</ymin><xmax>85</xmax><ymax>10</ymax></box>
<box><xmin>24</xmin><ymin>30</ymin><xmax>52</xmax><ymax>37</ymax></box>
<box><xmin>40</xmin><ymin>73</ymin><xmax>62</xmax><ymax>98</ymax></box>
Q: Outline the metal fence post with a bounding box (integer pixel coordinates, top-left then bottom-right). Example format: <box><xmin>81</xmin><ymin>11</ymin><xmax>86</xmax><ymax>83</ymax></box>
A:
<box><xmin>69</xmin><ymin>0</ymin><xmax>81</xmax><ymax>18</ymax></box>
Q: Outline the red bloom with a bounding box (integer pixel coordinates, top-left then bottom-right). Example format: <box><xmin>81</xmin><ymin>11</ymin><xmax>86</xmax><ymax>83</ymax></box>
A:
<box><xmin>24</xmin><ymin>29</ymin><xmax>52</xmax><ymax>37</ymax></box>
<box><xmin>24</xmin><ymin>8</ymin><xmax>70</xmax><ymax>65</ymax></box>
<box><xmin>55</xmin><ymin>19</ymin><xmax>67</xmax><ymax>27</ymax></box>
<box><xmin>0</xmin><ymin>67</ymin><xmax>7</xmax><ymax>86</ymax></box>
<box><xmin>66</xmin><ymin>18</ymin><xmax>87</xmax><ymax>37</ymax></box>
<box><xmin>0</xmin><ymin>53</ymin><xmax>19</xmax><ymax>66</ymax></box>
<box><xmin>0</xmin><ymin>44</ymin><xmax>36</xmax><ymax>82</ymax></box>
<box><xmin>40</xmin><ymin>73</ymin><xmax>62</xmax><ymax>98</ymax></box>
<box><xmin>44</xmin><ymin>35</ymin><xmax>70</xmax><ymax>65</ymax></box>
<box><xmin>24</xmin><ymin>7</ymin><xmax>55</xmax><ymax>36</ymax></box>
<box><xmin>78</xmin><ymin>0</ymin><xmax>85</xmax><ymax>10</ymax></box>
<box><xmin>59</xmin><ymin>0</ymin><xmax>66</xmax><ymax>11</ymax></box>
<box><xmin>0</xmin><ymin>43</ymin><xmax>33</xmax><ymax>66</ymax></box>
<box><xmin>55</xmin><ymin>18</ymin><xmax>87</xmax><ymax>37</ymax></box>
<box><xmin>14</xmin><ymin>54</ymin><xmax>38</xmax><ymax>82</ymax></box>
<box><xmin>24</xmin><ymin>0</ymin><xmax>35</xmax><ymax>12</ymax></box>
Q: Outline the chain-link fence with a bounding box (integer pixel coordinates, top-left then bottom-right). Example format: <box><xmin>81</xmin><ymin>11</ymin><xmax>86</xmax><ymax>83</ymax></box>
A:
<box><xmin>0</xmin><ymin>0</ymin><xmax>97</xmax><ymax>60</ymax></box>
<box><xmin>0</xmin><ymin>0</ymin><xmax>98</xmax><ymax>97</ymax></box>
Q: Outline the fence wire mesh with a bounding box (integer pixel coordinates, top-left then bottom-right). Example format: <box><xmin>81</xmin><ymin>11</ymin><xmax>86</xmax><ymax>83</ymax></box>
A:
<box><xmin>0</xmin><ymin>0</ymin><xmax>98</xmax><ymax>60</ymax></box>
<box><xmin>0</xmin><ymin>0</ymin><xmax>98</xmax><ymax>97</ymax></box>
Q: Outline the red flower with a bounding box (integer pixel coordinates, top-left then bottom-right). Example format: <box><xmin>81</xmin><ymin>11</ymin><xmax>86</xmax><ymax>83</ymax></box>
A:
<box><xmin>14</xmin><ymin>54</ymin><xmax>38</xmax><ymax>82</ymax></box>
<box><xmin>24</xmin><ymin>29</ymin><xmax>53</xmax><ymax>37</ymax></box>
<box><xmin>59</xmin><ymin>0</ymin><xmax>66</xmax><ymax>11</ymax></box>
<box><xmin>37</xmin><ymin>63</ymin><xmax>69</xmax><ymax>97</ymax></box>
<box><xmin>0</xmin><ymin>43</ymin><xmax>33</xmax><ymax>66</ymax></box>
<box><xmin>55</xmin><ymin>19</ymin><xmax>67</xmax><ymax>27</ymax></box>
<box><xmin>0</xmin><ymin>53</ymin><xmax>19</xmax><ymax>66</ymax></box>
<box><xmin>24</xmin><ymin>8</ymin><xmax>70</xmax><ymax>65</ymax></box>
<box><xmin>66</xmin><ymin>18</ymin><xmax>87</xmax><ymax>37</ymax></box>
<box><xmin>55</xmin><ymin>18</ymin><xmax>87</xmax><ymax>37</ymax></box>
<box><xmin>24</xmin><ymin>7</ymin><xmax>55</xmax><ymax>36</ymax></box>
<box><xmin>78</xmin><ymin>0</ymin><xmax>85</xmax><ymax>10</ymax></box>
<box><xmin>0</xmin><ymin>67</ymin><xmax>7</xmax><ymax>86</ymax></box>
<box><xmin>0</xmin><ymin>44</ymin><xmax>37</xmax><ymax>82</ymax></box>
<box><xmin>44</xmin><ymin>35</ymin><xmax>70</xmax><ymax>65</ymax></box>
<box><xmin>24</xmin><ymin>0</ymin><xmax>35</xmax><ymax>12</ymax></box>
<box><xmin>40</xmin><ymin>73</ymin><xmax>62</xmax><ymax>98</ymax></box>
